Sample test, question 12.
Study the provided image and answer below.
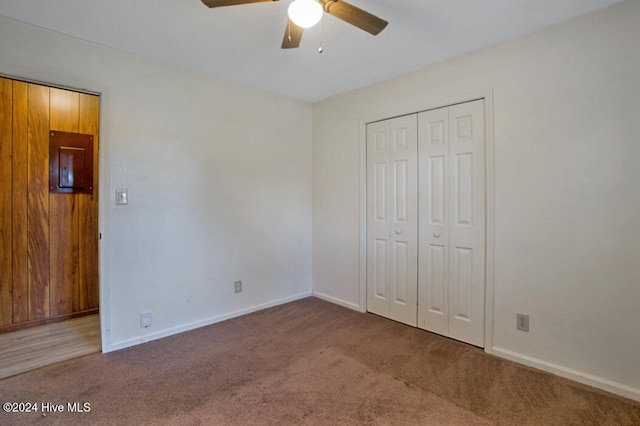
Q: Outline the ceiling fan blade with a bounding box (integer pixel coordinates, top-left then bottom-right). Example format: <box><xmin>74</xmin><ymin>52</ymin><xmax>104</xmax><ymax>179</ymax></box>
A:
<box><xmin>322</xmin><ymin>0</ymin><xmax>388</xmax><ymax>35</ymax></box>
<box><xmin>281</xmin><ymin>19</ymin><xmax>304</xmax><ymax>49</ymax></box>
<box><xmin>201</xmin><ymin>0</ymin><xmax>278</xmax><ymax>8</ymax></box>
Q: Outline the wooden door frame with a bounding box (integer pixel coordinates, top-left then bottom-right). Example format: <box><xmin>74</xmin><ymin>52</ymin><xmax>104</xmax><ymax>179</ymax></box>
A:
<box><xmin>358</xmin><ymin>88</ymin><xmax>496</xmax><ymax>353</ymax></box>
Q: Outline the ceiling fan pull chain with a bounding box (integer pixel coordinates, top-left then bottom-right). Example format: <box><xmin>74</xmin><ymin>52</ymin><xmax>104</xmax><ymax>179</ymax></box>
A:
<box><xmin>287</xmin><ymin>19</ymin><xmax>292</xmax><ymax>43</ymax></box>
<box><xmin>318</xmin><ymin>17</ymin><xmax>323</xmax><ymax>53</ymax></box>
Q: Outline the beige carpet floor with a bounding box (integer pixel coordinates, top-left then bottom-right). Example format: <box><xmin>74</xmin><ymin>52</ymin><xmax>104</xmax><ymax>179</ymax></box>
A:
<box><xmin>0</xmin><ymin>297</ymin><xmax>638</xmax><ymax>425</ymax></box>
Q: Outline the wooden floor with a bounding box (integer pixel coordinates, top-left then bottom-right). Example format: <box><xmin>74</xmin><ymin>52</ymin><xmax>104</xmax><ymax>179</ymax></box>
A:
<box><xmin>0</xmin><ymin>314</ymin><xmax>101</xmax><ymax>379</ymax></box>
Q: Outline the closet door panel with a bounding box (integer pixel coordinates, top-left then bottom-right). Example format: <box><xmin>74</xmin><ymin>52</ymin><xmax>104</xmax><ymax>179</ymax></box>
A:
<box><xmin>367</xmin><ymin>115</ymin><xmax>418</xmax><ymax>326</ymax></box>
<box><xmin>448</xmin><ymin>100</ymin><xmax>486</xmax><ymax>347</ymax></box>
<box><xmin>418</xmin><ymin>107</ymin><xmax>450</xmax><ymax>334</ymax></box>
<box><xmin>367</xmin><ymin>123</ymin><xmax>391</xmax><ymax>317</ymax></box>
<box><xmin>418</xmin><ymin>100</ymin><xmax>486</xmax><ymax>347</ymax></box>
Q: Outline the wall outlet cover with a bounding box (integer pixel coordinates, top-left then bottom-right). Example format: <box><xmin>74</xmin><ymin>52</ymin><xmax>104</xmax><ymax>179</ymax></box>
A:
<box><xmin>140</xmin><ymin>311</ymin><xmax>152</xmax><ymax>328</ymax></box>
<box><xmin>516</xmin><ymin>313</ymin><xmax>529</xmax><ymax>332</ymax></box>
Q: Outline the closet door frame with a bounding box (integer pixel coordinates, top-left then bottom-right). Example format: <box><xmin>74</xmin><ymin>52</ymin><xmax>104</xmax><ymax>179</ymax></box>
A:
<box><xmin>359</xmin><ymin>88</ymin><xmax>496</xmax><ymax>353</ymax></box>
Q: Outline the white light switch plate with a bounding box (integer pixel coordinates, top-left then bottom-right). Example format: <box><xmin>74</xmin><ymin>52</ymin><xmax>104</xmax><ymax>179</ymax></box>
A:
<box><xmin>116</xmin><ymin>188</ymin><xmax>128</xmax><ymax>205</ymax></box>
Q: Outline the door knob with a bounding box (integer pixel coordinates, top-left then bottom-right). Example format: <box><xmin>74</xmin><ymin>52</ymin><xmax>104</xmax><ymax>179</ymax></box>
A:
<box><xmin>395</xmin><ymin>229</ymin><xmax>402</xmax><ymax>235</ymax></box>
<box><xmin>433</xmin><ymin>232</ymin><xmax>441</xmax><ymax>238</ymax></box>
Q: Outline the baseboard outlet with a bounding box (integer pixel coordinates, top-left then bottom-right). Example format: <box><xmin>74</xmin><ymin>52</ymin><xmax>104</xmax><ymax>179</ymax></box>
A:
<box><xmin>105</xmin><ymin>291</ymin><xmax>313</xmax><ymax>353</ymax></box>
<box><xmin>312</xmin><ymin>291</ymin><xmax>362</xmax><ymax>312</ymax></box>
<box><xmin>492</xmin><ymin>346</ymin><xmax>640</xmax><ymax>403</ymax></box>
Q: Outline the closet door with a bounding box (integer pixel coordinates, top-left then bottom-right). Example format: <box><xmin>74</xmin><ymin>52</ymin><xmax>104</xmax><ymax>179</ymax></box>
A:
<box><xmin>366</xmin><ymin>115</ymin><xmax>418</xmax><ymax>326</ymax></box>
<box><xmin>418</xmin><ymin>100</ymin><xmax>486</xmax><ymax>347</ymax></box>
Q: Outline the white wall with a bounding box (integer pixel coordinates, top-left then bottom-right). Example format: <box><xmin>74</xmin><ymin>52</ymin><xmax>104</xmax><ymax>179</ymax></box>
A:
<box><xmin>312</xmin><ymin>0</ymin><xmax>640</xmax><ymax>400</ymax></box>
<box><xmin>0</xmin><ymin>16</ymin><xmax>313</xmax><ymax>351</ymax></box>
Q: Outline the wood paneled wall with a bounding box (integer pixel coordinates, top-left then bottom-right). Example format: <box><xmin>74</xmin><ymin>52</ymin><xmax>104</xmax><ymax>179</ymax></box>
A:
<box><xmin>0</xmin><ymin>77</ymin><xmax>99</xmax><ymax>332</ymax></box>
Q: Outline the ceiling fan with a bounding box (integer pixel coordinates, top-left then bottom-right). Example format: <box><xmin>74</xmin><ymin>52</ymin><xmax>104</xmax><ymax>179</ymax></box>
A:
<box><xmin>201</xmin><ymin>0</ymin><xmax>388</xmax><ymax>49</ymax></box>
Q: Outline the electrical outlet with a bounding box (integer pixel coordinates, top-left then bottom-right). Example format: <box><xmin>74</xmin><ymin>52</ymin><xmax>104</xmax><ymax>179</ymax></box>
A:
<box><xmin>140</xmin><ymin>311</ymin><xmax>152</xmax><ymax>328</ymax></box>
<box><xmin>234</xmin><ymin>280</ymin><xmax>242</xmax><ymax>294</ymax></box>
<box><xmin>516</xmin><ymin>313</ymin><xmax>529</xmax><ymax>332</ymax></box>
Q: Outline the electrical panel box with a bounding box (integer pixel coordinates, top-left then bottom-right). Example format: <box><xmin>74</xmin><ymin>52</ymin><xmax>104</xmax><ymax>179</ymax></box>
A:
<box><xmin>49</xmin><ymin>130</ymin><xmax>94</xmax><ymax>194</ymax></box>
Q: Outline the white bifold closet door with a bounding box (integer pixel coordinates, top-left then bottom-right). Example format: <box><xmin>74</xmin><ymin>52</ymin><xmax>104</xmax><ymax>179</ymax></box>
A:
<box><xmin>417</xmin><ymin>100</ymin><xmax>486</xmax><ymax>347</ymax></box>
<box><xmin>366</xmin><ymin>114</ymin><xmax>418</xmax><ymax>327</ymax></box>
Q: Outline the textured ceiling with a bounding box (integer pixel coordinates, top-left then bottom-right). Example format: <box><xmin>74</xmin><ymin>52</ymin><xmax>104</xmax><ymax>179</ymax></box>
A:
<box><xmin>0</xmin><ymin>0</ymin><xmax>626</xmax><ymax>102</ymax></box>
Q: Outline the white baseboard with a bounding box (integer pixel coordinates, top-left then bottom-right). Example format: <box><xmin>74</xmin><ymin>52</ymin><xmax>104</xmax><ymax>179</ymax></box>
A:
<box><xmin>492</xmin><ymin>346</ymin><xmax>640</xmax><ymax>403</ymax></box>
<box><xmin>105</xmin><ymin>291</ymin><xmax>312</xmax><ymax>353</ymax></box>
<box><xmin>312</xmin><ymin>291</ymin><xmax>362</xmax><ymax>312</ymax></box>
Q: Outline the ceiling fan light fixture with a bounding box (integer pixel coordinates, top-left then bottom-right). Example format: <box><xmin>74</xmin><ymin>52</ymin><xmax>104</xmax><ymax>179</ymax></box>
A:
<box><xmin>288</xmin><ymin>0</ymin><xmax>323</xmax><ymax>29</ymax></box>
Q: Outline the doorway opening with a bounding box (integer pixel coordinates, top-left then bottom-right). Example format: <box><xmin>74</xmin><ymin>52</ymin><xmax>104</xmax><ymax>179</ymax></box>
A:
<box><xmin>0</xmin><ymin>76</ymin><xmax>101</xmax><ymax>374</ymax></box>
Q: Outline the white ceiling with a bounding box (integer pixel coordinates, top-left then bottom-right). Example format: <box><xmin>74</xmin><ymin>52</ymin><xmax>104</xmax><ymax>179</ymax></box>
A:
<box><xmin>0</xmin><ymin>0</ymin><xmax>626</xmax><ymax>102</ymax></box>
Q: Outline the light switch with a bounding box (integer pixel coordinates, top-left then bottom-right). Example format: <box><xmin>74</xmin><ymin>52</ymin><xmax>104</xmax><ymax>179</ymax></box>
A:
<box><xmin>116</xmin><ymin>188</ymin><xmax>128</xmax><ymax>205</ymax></box>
